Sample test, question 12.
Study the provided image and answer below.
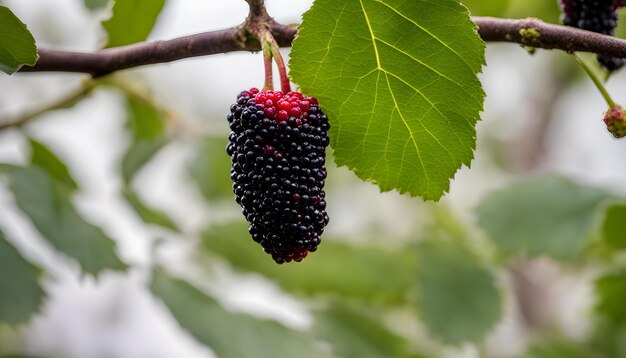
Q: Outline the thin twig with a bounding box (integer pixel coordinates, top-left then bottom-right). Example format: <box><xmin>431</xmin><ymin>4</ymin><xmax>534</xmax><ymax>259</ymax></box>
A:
<box><xmin>17</xmin><ymin>17</ymin><xmax>626</xmax><ymax>77</ymax></box>
<box><xmin>0</xmin><ymin>81</ymin><xmax>96</xmax><ymax>130</ymax></box>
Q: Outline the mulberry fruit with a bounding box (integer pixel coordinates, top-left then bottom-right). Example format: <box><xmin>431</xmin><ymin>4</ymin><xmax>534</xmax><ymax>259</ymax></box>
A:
<box><xmin>559</xmin><ymin>0</ymin><xmax>624</xmax><ymax>71</ymax></box>
<box><xmin>603</xmin><ymin>106</ymin><xmax>626</xmax><ymax>137</ymax></box>
<box><xmin>227</xmin><ymin>88</ymin><xmax>330</xmax><ymax>264</ymax></box>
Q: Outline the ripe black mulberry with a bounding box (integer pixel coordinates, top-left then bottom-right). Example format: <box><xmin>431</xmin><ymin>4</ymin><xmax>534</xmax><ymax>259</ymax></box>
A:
<box><xmin>227</xmin><ymin>88</ymin><xmax>330</xmax><ymax>263</ymax></box>
<box><xmin>559</xmin><ymin>0</ymin><xmax>624</xmax><ymax>71</ymax></box>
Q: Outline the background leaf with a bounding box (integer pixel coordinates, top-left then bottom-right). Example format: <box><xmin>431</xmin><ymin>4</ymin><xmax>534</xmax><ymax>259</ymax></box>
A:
<box><xmin>290</xmin><ymin>0</ymin><xmax>485</xmax><ymax>200</ymax></box>
<box><xmin>0</xmin><ymin>6</ymin><xmax>37</xmax><ymax>74</ymax></box>
<box><xmin>122</xmin><ymin>186</ymin><xmax>178</xmax><ymax>231</ymax></box>
<box><xmin>84</xmin><ymin>0</ymin><xmax>110</xmax><ymax>11</ymax></box>
<box><xmin>506</xmin><ymin>0</ymin><xmax>561</xmax><ymax>23</ymax></box>
<box><xmin>0</xmin><ymin>229</ymin><xmax>45</xmax><ymax>325</ymax></box>
<box><xmin>201</xmin><ymin>222</ymin><xmax>414</xmax><ymax>304</ymax></box>
<box><xmin>601</xmin><ymin>203</ymin><xmax>626</xmax><ymax>251</ymax></box>
<box><xmin>188</xmin><ymin>137</ymin><xmax>233</xmax><ymax>201</ymax></box>
<box><xmin>313</xmin><ymin>302</ymin><xmax>423</xmax><ymax>358</ymax></box>
<box><xmin>476</xmin><ymin>177</ymin><xmax>614</xmax><ymax>260</ymax></box>
<box><xmin>121</xmin><ymin>93</ymin><xmax>168</xmax><ymax>184</ymax></box>
<box><xmin>6</xmin><ymin>166</ymin><xmax>126</xmax><ymax>275</ymax></box>
<box><xmin>462</xmin><ymin>0</ymin><xmax>512</xmax><ymax>16</ymax></box>
<box><xmin>28</xmin><ymin>139</ymin><xmax>78</xmax><ymax>191</ymax></box>
<box><xmin>587</xmin><ymin>322</ymin><xmax>626</xmax><ymax>358</ymax></box>
<box><xmin>121</xmin><ymin>138</ymin><xmax>167</xmax><ymax>184</ymax></box>
<box><xmin>595</xmin><ymin>271</ymin><xmax>626</xmax><ymax>326</ymax></box>
<box><xmin>102</xmin><ymin>0</ymin><xmax>166</xmax><ymax>47</ymax></box>
<box><xmin>415</xmin><ymin>239</ymin><xmax>502</xmax><ymax>345</ymax></box>
<box><xmin>150</xmin><ymin>271</ymin><xmax>331</xmax><ymax>358</ymax></box>
<box><xmin>522</xmin><ymin>337</ymin><xmax>601</xmax><ymax>358</ymax></box>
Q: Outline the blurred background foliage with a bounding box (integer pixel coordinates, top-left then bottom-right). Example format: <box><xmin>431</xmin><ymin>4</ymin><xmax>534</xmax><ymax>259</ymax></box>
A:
<box><xmin>1</xmin><ymin>0</ymin><xmax>626</xmax><ymax>357</ymax></box>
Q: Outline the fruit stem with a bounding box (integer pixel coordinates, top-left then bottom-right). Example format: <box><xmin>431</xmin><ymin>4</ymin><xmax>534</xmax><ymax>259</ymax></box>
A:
<box><xmin>261</xmin><ymin>35</ymin><xmax>274</xmax><ymax>91</ymax></box>
<box><xmin>573</xmin><ymin>53</ymin><xmax>616</xmax><ymax>108</ymax></box>
<box><xmin>263</xmin><ymin>31</ymin><xmax>291</xmax><ymax>93</ymax></box>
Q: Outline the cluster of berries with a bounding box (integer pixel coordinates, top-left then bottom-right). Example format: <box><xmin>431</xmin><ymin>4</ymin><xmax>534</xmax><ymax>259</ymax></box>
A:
<box><xmin>559</xmin><ymin>0</ymin><xmax>624</xmax><ymax>70</ymax></box>
<box><xmin>227</xmin><ymin>88</ymin><xmax>330</xmax><ymax>263</ymax></box>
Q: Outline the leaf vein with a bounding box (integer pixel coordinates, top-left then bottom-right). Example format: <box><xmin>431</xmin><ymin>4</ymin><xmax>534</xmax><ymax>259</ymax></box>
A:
<box><xmin>373</xmin><ymin>0</ymin><xmax>474</xmax><ymax>72</ymax></box>
<box><xmin>358</xmin><ymin>0</ymin><xmax>381</xmax><ymax>70</ymax></box>
<box><xmin>383</xmin><ymin>70</ymin><xmax>457</xmax><ymax>163</ymax></box>
<box><xmin>383</xmin><ymin>72</ymin><xmax>428</xmax><ymax>187</ymax></box>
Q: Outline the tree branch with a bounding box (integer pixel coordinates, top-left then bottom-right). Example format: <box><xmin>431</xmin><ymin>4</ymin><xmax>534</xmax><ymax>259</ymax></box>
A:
<box><xmin>17</xmin><ymin>17</ymin><xmax>626</xmax><ymax>77</ymax></box>
<box><xmin>476</xmin><ymin>17</ymin><xmax>626</xmax><ymax>57</ymax></box>
<box><xmin>20</xmin><ymin>28</ymin><xmax>246</xmax><ymax>77</ymax></box>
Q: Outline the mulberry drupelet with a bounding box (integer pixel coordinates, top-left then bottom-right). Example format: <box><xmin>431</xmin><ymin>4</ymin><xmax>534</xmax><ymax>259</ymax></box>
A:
<box><xmin>227</xmin><ymin>88</ymin><xmax>330</xmax><ymax>264</ymax></box>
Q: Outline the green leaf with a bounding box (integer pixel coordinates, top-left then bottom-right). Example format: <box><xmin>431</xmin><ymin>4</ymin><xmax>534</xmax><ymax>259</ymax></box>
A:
<box><xmin>595</xmin><ymin>271</ymin><xmax>626</xmax><ymax>326</ymax></box>
<box><xmin>0</xmin><ymin>229</ymin><xmax>45</xmax><ymax>325</ymax></box>
<box><xmin>476</xmin><ymin>177</ymin><xmax>614</xmax><ymax>260</ymax></box>
<box><xmin>0</xmin><ymin>6</ymin><xmax>37</xmax><ymax>75</ymax></box>
<box><xmin>28</xmin><ymin>139</ymin><xmax>78</xmax><ymax>191</ymax></box>
<box><xmin>102</xmin><ymin>0</ymin><xmax>166</xmax><ymax>47</ymax></box>
<box><xmin>122</xmin><ymin>186</ymin><xmax>178</xmax><ymax>231</ymax></box>
<box><xmin>6</xmin><ymin>166</ymin><xmax>126</xmax><ymax>275</ymax></box>
<box><xmin>201</xmin><ymin>222</ymin><xmax>414</xmax><ymax>304</ymax></box>
<box><xmin>84</xmin><ymin>0</ymin><xmax>110</xmax><ymax>11</ymax></box>
<box><xmin>150</xmin><ymin>271</ymin><xmax>331</xmax><ymax>358</ymax></box>
<box><xmin>601</xmin><ymin>203</ymin><xmax>626</xmax><ymax>251</ymax></box>
<box><xmin>188</xmin><ymin>137</ymin><xmax>233</xmax><ymax>201</ymax></box>
<box><xmin>290</xmin><ymin>0</ymin><xmax>485</xmax><ymax>200</ymax></box>
<box><xmin>121</xmin><ymin>94</ymin><xmax>168</xmax><ymax>183</ymax></box>
<box><xmin>415</xmin><ymin>240</ymin><xmax>501</xmax><ymax>345</ymax></box>
<box><xmin>313</xmin><ymin>302</ymin><xmax>423</xmax><ymax>358</ymax></box>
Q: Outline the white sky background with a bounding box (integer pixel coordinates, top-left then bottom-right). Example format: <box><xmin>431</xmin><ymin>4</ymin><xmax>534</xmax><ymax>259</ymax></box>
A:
<box><xmin>2</xmin><ymin>0</ymin><xmax>626</xmax><ymax>357</ymax></box>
